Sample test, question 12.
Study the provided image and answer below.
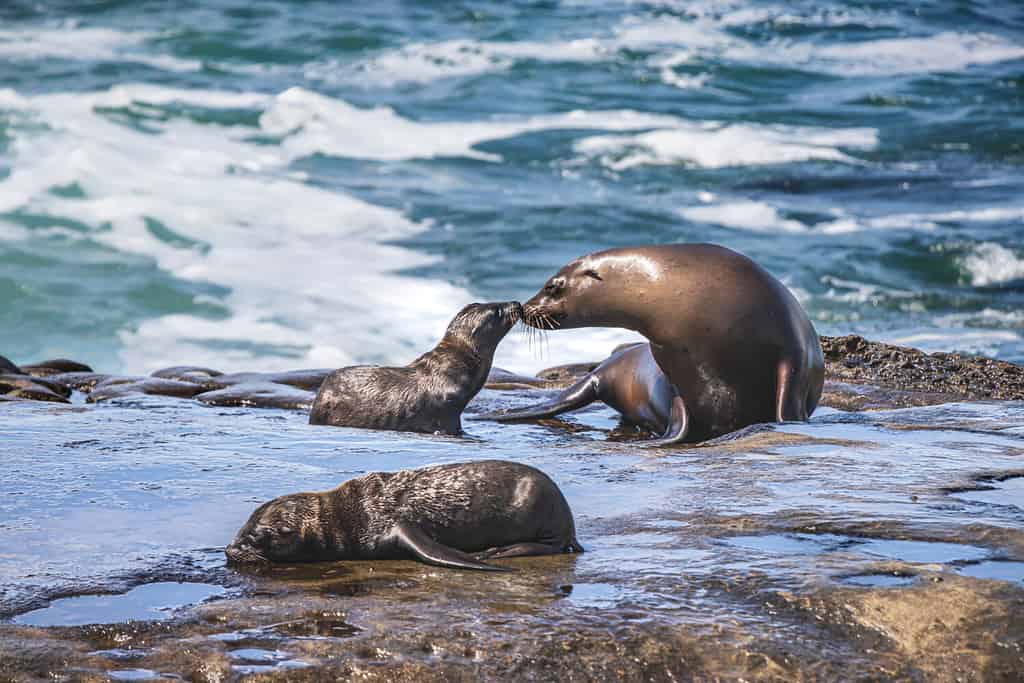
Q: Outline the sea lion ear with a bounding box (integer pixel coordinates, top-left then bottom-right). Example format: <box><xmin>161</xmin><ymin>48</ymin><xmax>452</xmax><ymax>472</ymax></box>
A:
<box><xmin>391</xmin><ymin>521</ymin><xmax>511</xmax><ymax>572</ymax></box>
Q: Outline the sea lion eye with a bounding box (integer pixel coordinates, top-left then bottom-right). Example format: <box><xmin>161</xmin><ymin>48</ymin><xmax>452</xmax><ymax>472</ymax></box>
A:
<box><xmin>544</xmin><ymin>277</ymin><xmax>565</xmax><ymax>294</ymax></box>
<box><xmin>583</xmin><ymin>269</ymin><xmax>602</xmax><ymax>281</ymax></box>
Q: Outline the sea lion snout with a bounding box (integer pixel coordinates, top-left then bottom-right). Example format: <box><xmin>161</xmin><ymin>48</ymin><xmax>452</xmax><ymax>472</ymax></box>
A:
<box><xmin>500</xmin><ymin>301</ymin><xmax>523</xmax><ymax>323</ymax></box>
<box><xmin>225</xmin><ymin>537</ymin><xmax>267</xmax><ymax>565</ymax></box>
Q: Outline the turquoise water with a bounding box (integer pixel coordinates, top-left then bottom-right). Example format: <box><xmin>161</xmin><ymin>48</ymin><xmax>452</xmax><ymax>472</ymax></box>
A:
<box><xmin>1</xmin><ymin>1</ymin><xmax>1023</xmax><ymax>372</ymax></box>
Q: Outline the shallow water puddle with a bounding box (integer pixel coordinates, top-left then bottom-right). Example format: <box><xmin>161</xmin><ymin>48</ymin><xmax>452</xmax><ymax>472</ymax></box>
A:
<box><xmin>723</xmin><ymin>533</ymin><xmax>991</xmax><ymax>565</ymax></box>
<box><xmin>228</xmin><ymin>648</ymin><xmax>311</xmax><ymax>675</ymax></box>
<box><xmin>562</xmin><ymin>582</ymin><xmax>626</xmax><ymax>608</ymax></box>
<box><xmin>724</xmin><ymin>533</ymin><xmax>852</xmax><ymax>556</ymax></box>
<box><xmin>857</xmin><ymin>538</ymin><xmax>990</xmax><ymax>563</ymax></box>
<box><xmin>957</xmin><ymin>560</ymin><xmax>1024</xmax><ymax>584</ymax></box>
<box><xmin>107</xmin><ymin>669</ymin><xmax>171</xmax><ymax>682</ymax></box>
<box><xmin>951</xmin><ymin>477</ymin><xmax>1024</xmax><ymax>509</ymax></box>
<box><xmin>838</xmin><ymin>574</ymin><xmax>917</xmax><ymax>588</ymax></box>
<box><xmin>13</xmin><ymin>582</ymin><xmax>225</xmax><ymax>627</ymax></box>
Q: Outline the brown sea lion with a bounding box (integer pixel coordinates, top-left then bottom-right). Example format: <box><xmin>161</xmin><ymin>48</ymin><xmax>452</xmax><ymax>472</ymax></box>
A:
<box><xmin>310</xmin><ymin>302</ymin><xmax>521</xmax><ymax>435</ymax></box>
<box><xmin>517</xmin><ymin>244</ymin><xmax>823</xmax><ymax>444</ymax></box>
<box><xmin>225</xmin><ymin>460</ymin><xmax>582</xmax><ymax>571</ymax></box>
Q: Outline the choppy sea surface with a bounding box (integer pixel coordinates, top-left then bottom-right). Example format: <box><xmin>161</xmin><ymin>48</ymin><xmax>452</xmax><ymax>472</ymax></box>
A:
<box><xmin>1</xmin><ymin>1</ymin><xmax>1023</xmax><ymax>679</ymax></box>
<box><xmin>2</xmin><ymin>0</ymin><xmax>1024</xmax><ymax>370</ymax></box>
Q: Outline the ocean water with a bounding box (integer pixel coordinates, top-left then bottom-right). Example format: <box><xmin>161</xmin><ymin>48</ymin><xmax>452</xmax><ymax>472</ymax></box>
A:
<box><xmin>2</xmin><ymin>2</ymin><xmax>1024</xmax><ymax>678</ymax></box>
<box><xmin>1</xmin><ymin>0</ymin><xmax>1023</xmax><ymax>372</ymax></box>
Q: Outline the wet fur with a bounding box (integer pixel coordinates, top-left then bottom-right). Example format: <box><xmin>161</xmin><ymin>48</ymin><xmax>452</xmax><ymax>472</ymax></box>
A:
<box><xmin>226</xmin><ymin>460</ymin><xmax>583</xmax><ymax>567</ymax></box>
<box><xmin>521</xmin><ymin>244</ymin><xmax>824</xmax><ymax>443</ymax></box>
<box><xmin>309</xmin><ymin>302</ymin><xmax>520</xmax><ymax>434</ymax></box>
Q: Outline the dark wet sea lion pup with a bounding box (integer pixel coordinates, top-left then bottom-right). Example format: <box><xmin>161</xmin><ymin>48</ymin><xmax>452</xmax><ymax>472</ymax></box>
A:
<box><xmin>515</xmin><ymin>244</ymin><xmax>823</xmax><ymax>444</ymax></box>
<box><xmin>310</xmin><ymin>302</ymin><xmax>521</xmax><ymax>434</ymax></box>
<box><xmin>225</xmin><ymin>460</ymin><xmax>583</xmax><ymax>571</ymax></box>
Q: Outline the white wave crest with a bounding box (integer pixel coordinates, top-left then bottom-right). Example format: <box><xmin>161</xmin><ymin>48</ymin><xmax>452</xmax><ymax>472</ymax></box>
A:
<box><xmin>961</xmin><ymin>243</ymin><xmax>1024</xmax><ymax>287</ymax></box>
<box><xmin>260</xmin><ymin>87</ymin><xmax>680</xmax><ymax>162</ymax></box>
<box><xmin>313</xmin><ymin>38</ymin><xmax>605</xmax><ymax>86</ymax></box>
<box><xmin>0</xmin><ymin>25</ymin><xmax>199</xmax><ymax>73</ymax></box>
<box><xmin>678</xmin><ymin>200</ymin><xmax>807</xmax><ymax>233</ymax></box>
<box><xmin>575</xmin><ymin>123</ymin><xmax>876</xmax><ymax>169</ymax></box>
<box><xmin>812</xmin><ymin>32</ymin><xmax>1024</xmax><ymax>76</ymax></box>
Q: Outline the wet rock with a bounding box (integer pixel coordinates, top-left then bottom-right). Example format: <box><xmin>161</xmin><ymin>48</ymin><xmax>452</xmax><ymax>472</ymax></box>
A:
<box><xmin>87</xmin><ymin>378</ymin><xmax>207</xmax><ymax>403</ymax></box>
<box><xmin>195</xmin><ymin>383</ymin><xmax>315</xmax><ymax>410</ymax></box>
<box><xmin>819</xmin><ymin>380</ymin><xmax>963</xmax><ymax>411</ymax></box>
<box><xmin>47</xmin><ymin>372</ymin><xmax>113</xmax><ymax>393</ymax></box>
<box><xmin>485</xmin><ymin>367</ymin><xmax>549</xmax><ymax>390</ymax></box>
<box><xmin>20</xmin><ymin>358</ymin><xmax>94</xmax><ymax>377</ymax></box>
<box><xmin>821</xmin><ymin>334</ymin><xmax>1024</xmax><ymax>401</ymax></box>
<box><xmin>776</xmin><ymin>575</ymin><xmax>1024</xmax><ymax>680</ymax></box>
<box><xmin>0</xmin><ymin>374</ymin><xmax>72</xmax><ymax>398</ymax></box>
<box><xmin>201</xmin><ymin>370</ymin><xmax>332</xmax><ymax>393</ymax></box>
<box><xmin>150</xmin><ymin>366</ymin><xmax>223</xmax><ymax>383</ymax></box>
<box><xmin>0</xmin><ymin>355</ymin><xmax>23</xmax><ymax>374</ymax></box>
<box><xmin>535</xmin><ymin>362</ymin><xmax>600</xmax><ymax>387</ymax></box>
<box><xmin>0</xmin><ymin>375</ymin><xmax>71</xmax><ymax>404</ymax></box>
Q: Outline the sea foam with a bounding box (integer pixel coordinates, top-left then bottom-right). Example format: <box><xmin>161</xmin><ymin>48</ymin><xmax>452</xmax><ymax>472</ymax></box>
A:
<box><xmin>0</xmin><ymin>85</ymin><xmax>652</xmax><ymax>373</ymax></box>
<box><xmin>576</xmin><ymin>123</ymin><xmax>876</xmax><ymax>170</ymax></box>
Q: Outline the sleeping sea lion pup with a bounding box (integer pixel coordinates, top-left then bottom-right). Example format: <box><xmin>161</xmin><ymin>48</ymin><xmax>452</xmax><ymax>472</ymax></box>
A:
<box><xmin>225</xmin><ymin>460</ymin><xmax>583</xmax><ymax>571</ymax></box>
<box><xmin>519</xmin><ymin>244</ymin><xmax>823</xmax><ymax>444</ymax></box>
<box><xmin>310</xmin><ymin>302</ymin><xmax>521</xmax><ymax>434</ymax></box>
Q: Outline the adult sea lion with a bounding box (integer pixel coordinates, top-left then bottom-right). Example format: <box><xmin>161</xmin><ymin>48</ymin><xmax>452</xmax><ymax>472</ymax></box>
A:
<box><xmin>225</xmin><ymin>460</ymin><xmax>583</xmax><ymax>571</ymax></box>
<box><xmin>310</xmin><ymin>302</ymin><xmax>521</xmax><ymax>435</ymax></box>
<box><xmin>515</xmin><ymin>244</ymin><xmax>823</xmax><ymax>444</ymax></box>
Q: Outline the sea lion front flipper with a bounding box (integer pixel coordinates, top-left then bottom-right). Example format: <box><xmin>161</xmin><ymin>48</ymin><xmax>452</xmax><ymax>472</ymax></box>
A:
<box><xmin>775</xmin><ymin>358</ymin><xmax>809</xmax><ymax>422</ymax></box>
<box><xmin>392</xmin><ymin>521</ymin><xmax>512</xmax><ymax>572</ymax></box>
<box><xmin>471</xmin><ymin>375</ymin><xmax>600</xmax><ymax>422</ymax></box>
<box><xmin>643</xmin><ymin>394</ymin><xmax>689</xmax><ymax>447</ymax></box>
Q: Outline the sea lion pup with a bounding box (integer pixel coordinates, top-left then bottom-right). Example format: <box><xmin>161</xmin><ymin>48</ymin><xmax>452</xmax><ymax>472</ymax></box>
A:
<box><xmin>475</xmin><ymin>342</ymin><xmax>673</xmax><ymax>433</ymax></box>
<box><xmin>225</xmin><ymin>460</ymin><xmax>583</xmax><ymax>571</ymax></box>
<box><xmin>309</xmin><ymin>302</ymin><xmax>522</xmax><ymax>434</ymax></box>
<box><xmin>517</xmin><ymin>244</ymin><xmax>824</xmax><ymax>445</ymax></box>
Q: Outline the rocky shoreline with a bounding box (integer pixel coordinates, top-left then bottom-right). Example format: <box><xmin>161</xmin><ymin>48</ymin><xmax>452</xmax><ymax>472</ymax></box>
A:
<box><xmin>4</xmin><ymin>334</ymin><xmax>1024</xmax><ymax>412</ymax></box>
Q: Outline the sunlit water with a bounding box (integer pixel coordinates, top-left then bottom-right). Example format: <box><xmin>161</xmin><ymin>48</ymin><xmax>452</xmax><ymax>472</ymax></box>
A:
<box><xmin>2</xmin><ymin>393</ymin><xmax>1022</xmax><ymax>621</ymax></box>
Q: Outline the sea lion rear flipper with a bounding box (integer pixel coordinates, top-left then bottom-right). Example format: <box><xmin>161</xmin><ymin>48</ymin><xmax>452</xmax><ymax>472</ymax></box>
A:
<box><xmin>392</xmin><ymin>521</ymin><xmax>512</xmax><ymax>572</ymax></box>
<box><xmin>471</xmin><ymin>375</ymin><xmax>600</xmax><ymax>422</ymax></box>
<box><xmin>474</xmin><ymin>542</ymin><xmax>570</xmax><ymax>559</ymax></box>
<box><xmin>644</xmin><ymin>394</ymin><xmax>689</xmax><ymax>447</ymax></box>
<box><xmin>775</xmin><ymin>358</ymin><xmax>808</xmax><ymax>422</ymax></box>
